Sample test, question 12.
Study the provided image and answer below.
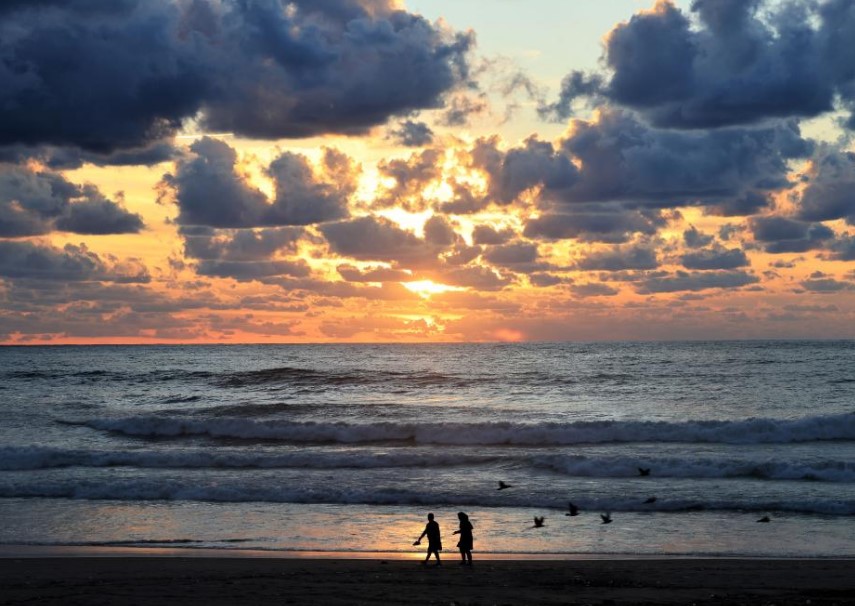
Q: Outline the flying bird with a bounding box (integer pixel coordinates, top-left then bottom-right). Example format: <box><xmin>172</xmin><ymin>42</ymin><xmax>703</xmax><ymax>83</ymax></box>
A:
<box><xmin>600</xmin><ymin>513</ymin><xmax>613</xmax><ymax>524</ymax></box>
<box><xmin>497</xmin><ymin>481</ymin><xmax>512</xmax><ymax>490</ymax></box>
<box><xmin>757</xmin><ymin>516</ymin><xmax>770</xmax><ymax>523</ymax></box>
<box><xmin>643</xmin><ymin>496</ymin><xmax>657</xmax><ymax>504</ymax></box>
<box><xmin>532</xmin><ymin>516</ymin><xmax>545</xmax><ymax>528</ymax></box>
<box><xmin>565</xmin><ymin>502</ymin><xmax>580</xmax><ymax>516</ymax></box>
<box><xmin>638</xmin><ymin>467</ymin><xmax>651</xmax><ymax>476</ymax></box>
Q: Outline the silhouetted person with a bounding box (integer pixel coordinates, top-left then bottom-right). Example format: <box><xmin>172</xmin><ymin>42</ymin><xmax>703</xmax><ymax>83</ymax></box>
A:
<box><xmin>413</xmin><ymin>513</ymin><xmax>442</xmax><ymax>565</ymax></box>
<box><xmin>453</xmin><ymin>511</ymin><xmax>474</xmax><ymax>566</ymax></box>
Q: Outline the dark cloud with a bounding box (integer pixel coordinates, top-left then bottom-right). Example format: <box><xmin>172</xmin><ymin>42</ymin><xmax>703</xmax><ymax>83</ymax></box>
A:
<box><xmin>196</xmin><ymin>259</ymin><xmax>310</xmax><ymax>281</ymax></box>
<box><xmin>680</xmin><ymin>247</ymin><xmax>749</xmax><ymax>270</ymax></box>
<box><xmin>538</xmin><ymin>70</ymin><xmax>605</xmax><ymax>121</ymax></box>
<box><xmin>336</xmin><ymin>264</ymin><xmax>412</xmax><ymax>283</ymax></box>
<box><xmin>471</xmin><ymin>225</ymin><xmax>514</xmax><ymax>245</ymax></box>
<box><xmin>0</xmin><ymin>0</ymin><xmax>473</xmax><ymax>152</ymax></box>
<box><xmin>637</xmin><ymin>270</ymin><xmax>758</xmax><ymax>294</ymax></box>
<box><xmin>569</xmin><ymin>282</ymin><xmax>619</xmax><ymax>298</ymax></box>
<box><xmin>711</xmin><ymin>190</ymin><xmax>773</xmax><ymax>217</ymax></box>
<box><xmin>558</xmin><ymin>110</ymin><xmax>805</xmax><ymax>205</ymax></box>
<box><xmin>319</xmin><ymin>215</ymin><xmax>445</xmax><ymax>266</ymax></box>
<box><xmin>528</xmin><ymin>272</ymin><xmax>563</xmax><ymax>287</ymax></box>
<box><xmin>374</xmin><ymin>148</ymin><xmax>443</xmax><ymax>211</ymax></box>
<box><xmin>0</xmin><ymin>240</ymin><xmax>149</xmax><ymax>282</ymax></box>
<box><xmin>469</xmin><ymin>136</ymin><xmax>578</xmax><ymax>205</ymax></box>
<box><xmin>750</xmin><ymin>216</ymin><xmax>834</xmax><ymax>253</ymax></box>
<box><xmin>181</xmin><ymin>227</ymin><xmax>303</xmax><ymax>261</ymax></box>
<box><xmin>0</xmin><ymin>141</ymin><xmax>180</xmax><ymax>169</ymax></box>
<box><xmin>440</xmin><ymin>92</ymin><xmax>488</xmax><ymax>126</ymax></box>
<box><xmin>482</xmin><ymin>242</ymin><xmax>539</xmax><ymax>268</ymax></box>
<box><xmin>433</xmin><ymin>265</ymin><xmax>510</xmax><ymax>291</ymax></box>
<box><xmin>387</xmin><ymin>120</ymin><xmax>434</xmax><ymax>147</ymax></box>
<box><xmin>575</xmin><ymin>245</ymin><xmax>659</xmax><ymax>272</ymax></box>
<box><xmin>826</xmin><ymin>235</ymin><xmax>855</xmax><ymax>261</ymax></box>
<box><xmin>423</xmin><ymin>215</ymin><xmax>459</xmax><ymax>247</ymax></box>
<box><xmin>524</xmin><ymin>207</ymin><xmax>665</xmax><ymax>243</ymax></box>
<box><xmin>799</xmin><ymin>277</ymin><xmax>855</xmax><ymax>292</ymax></box>
<box><xmin>797</xmin><ymin>150</ymin><xmax>855</xmax><ymax>224</ymax></box>
<box><xmin>166</xmin><ymin>138</ymin><xmax>353</xmax><ymax>228</ymax></box>
<box><xmin>0</xmin><ymin>165</ymin><xmax>142</xmax><ymax>236</ymax></box>
<box><xmin>683</xmin><ymin>226</ymin><xmax>714</xmax><ymax>248</ymax></box>
<box><xmin>588</xmin><ymin>0</ymin><xmax>855</xmax><ymax>128</ymax></box>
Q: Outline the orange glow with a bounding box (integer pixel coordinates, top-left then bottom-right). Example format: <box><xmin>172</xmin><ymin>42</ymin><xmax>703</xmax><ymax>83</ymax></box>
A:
<box><xmin>402</xmin><ymin>280</ymin><xmax>465</xmax><ymax>298</ymax></box>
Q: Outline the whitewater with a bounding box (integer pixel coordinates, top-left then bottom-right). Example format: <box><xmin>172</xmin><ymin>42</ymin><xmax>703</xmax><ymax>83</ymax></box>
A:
<box><xmin>1</xmin><ymin>341</ymin><xmax>854</xmax><ymax>557</ymax></box>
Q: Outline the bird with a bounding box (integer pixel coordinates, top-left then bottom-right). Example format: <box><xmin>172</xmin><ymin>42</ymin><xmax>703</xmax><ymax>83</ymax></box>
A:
<box><xmin>638</xmin><ymin>467</ymin><xmax>651</xmax><ymax>476</ymax></box>
<box><xmin>497</xmin><ymin>481</ymin><xmax>512</xmax><ymax>490</ymax></box>
<box><xmin>532</xmin><ymin>516</ymin><xmax>545</xmax><ymax>528</ymax></box>
<box><xmin>600</xmin><ymin>513</ymin><xmax>613</xmax><ymax>524</ymax></box>
<box><xmin>643</xmin><ymin>496</ymin><xmax>657</xmax><ymax>504</ymax></box>
<box><xmin>757</xmin><ymin>516</ymin><xmax>771</xmax><ymax>523</ymax></box>
<box><xmin>565</xmin><ymin>502</ymin><xmax>580</xmax><ymax>516</ymax></box>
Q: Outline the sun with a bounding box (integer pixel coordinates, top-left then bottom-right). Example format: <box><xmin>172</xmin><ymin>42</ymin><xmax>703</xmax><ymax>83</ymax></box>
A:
<box><xmin>402</xmin><ymin>280</ymin><xmax>464</xmax><ymax>298</ymax></box>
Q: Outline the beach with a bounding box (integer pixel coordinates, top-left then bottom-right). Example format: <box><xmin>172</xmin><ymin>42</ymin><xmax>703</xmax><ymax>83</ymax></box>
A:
<box><xmin>1</xmin><ymin>553</ymin><xmax>853</xmax><ymax>605</ymax></box>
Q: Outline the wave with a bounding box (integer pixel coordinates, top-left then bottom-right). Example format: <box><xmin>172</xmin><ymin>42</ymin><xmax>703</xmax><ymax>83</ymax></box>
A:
<box><xmin>3</xmin><ymin>446</ymin><xmax>855</xmax><ymax>483</ymax></box>
<box><xmin>0</xmin><ymin>479</ymin><xmax>851</xmax><ymax>515</ymax></box>
<box><xmin>214</xmin><ymin>366</ymin><xmax>484</xmax><ymax>390</ymax></box>
<box><xmin>0</xmin><ymin>446</ymin><xmax>497</xmax><ymax>472</ymax></box>
<box><xmin>73</xmin><ymin>412</ymin><xmax>855</xmax><ymax>445</ymax></box>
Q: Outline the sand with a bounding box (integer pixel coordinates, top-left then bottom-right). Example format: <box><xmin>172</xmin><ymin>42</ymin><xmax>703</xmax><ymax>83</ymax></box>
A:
<box><xmin>1</xmin><ymin>553</ymin><xmax>853</xmax><ymax>605</ymax></box>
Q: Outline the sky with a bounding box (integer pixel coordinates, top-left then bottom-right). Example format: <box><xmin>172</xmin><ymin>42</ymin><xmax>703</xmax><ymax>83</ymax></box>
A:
<box><xmin>2</xmin><ymin>0</ymin><xmax>855</xmax><ymax>344</ymax></box>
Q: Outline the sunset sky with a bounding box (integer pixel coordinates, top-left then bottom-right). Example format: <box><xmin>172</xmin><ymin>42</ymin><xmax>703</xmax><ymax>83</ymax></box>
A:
<box><xmin>2</xmin><ymin>0</ymin><xmax>855</xmax><ymax>344</ymax></box>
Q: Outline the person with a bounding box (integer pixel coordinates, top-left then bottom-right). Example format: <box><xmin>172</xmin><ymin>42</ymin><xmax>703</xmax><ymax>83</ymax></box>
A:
<box><xmin>452</xmin><ymin>511</ymin><xmax>473</xmax><ymax>566</ymax></box>
<box><xmin>413</xmin><ymin>513</ymin><xmax>442</xmax><ymax>565</ymax></box>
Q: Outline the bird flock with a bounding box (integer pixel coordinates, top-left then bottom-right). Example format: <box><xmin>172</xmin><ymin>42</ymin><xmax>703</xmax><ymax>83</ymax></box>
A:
<box><xmin>497</xmin><ymin>467</ymin><xmax>773</xmax><ymax>529</ymax></box>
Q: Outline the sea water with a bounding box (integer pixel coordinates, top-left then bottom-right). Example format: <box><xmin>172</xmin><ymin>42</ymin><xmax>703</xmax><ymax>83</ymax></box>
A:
<box><xmin>1</xmin><ymin>342</ymin><xmax>853</xmax><ymax>557</ymax></box>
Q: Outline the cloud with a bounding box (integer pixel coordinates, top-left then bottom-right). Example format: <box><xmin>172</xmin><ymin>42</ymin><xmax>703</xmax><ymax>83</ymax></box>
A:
<box><xmin>319</xmin><ymin>215</ymin><xmax>446</xmax><ymax>266</ymax></box>
<box><xmin>799</xmin><ymin>277</ymin><xmax>855</xmax><ymax>292</ymax></box>
<box><xmin>469</xmin><ymin>136</ymin><xmax>578</xmax><ymax>205</ymax></box>
<box><xmin>587</xmin><ymin>0</ymin><xmax>855</xmax><ymax>128</ymax></box>
<box><xmin>0</xmin><ymin>240</ymin><xmax>149</xmax><ymax>282</ymax></box>
<box><xmin>575</xmin><ymin>245</ymin><xmax>659</xmax><ymax>271</ymax></box>
<box><xmin>797</xmin><ymin>149</ymin><xmax>855</xmax><ymax>224</ymax></box>
<box><xmin>569</xmin><ymin>282</ymin><xmax>619</xmax><ymax>297</ymax></box>
<box><xmin>387</xmin><ymin>120</ymin><xmax>434</xmax><ymax>147</ymax></box>
<box><xmin>524</xmin><ymin>208</ymin><xmax>665</xmax><ymax>243</ymax></box>
<box><xmin>637</xmin><ymin>270</ymin><xmax>758</xmax><ymax>293</ymax></box>
<box><xmin>680</xmin><ymin>247</ymin><xmax>749</xmax><ymax>270</ymax></box>
<box><xmin>0</xmin><ymin>165</ymin><xmax>143</xmax><ymax>236</ymax></box>
<box><xmin>557</xmin><ymin>110</ymin><xmax>806</xmax><ymax>205</ymax></box>
<box><xmin>471</xmin><ymin>225</ymin><xmax>514</xmax><ymax>245</ymax></box>
<box><xmin>0</xmin><ymin>0</ymin><xmax>473</xmax><ymax>152</ymax></box>
<box><xmin>181</xmin><ymin>226</ymin><xmax>303</xmax><ymax>261</ymax></box>
<box><xmin>683</xmin><ymin>226</ymin><xmax>714</xmax><ymax>248</ymax></box>
<box><xmin>336</xmin><ymin>264</ymin><xmax>412</xmax><ymax>283</ymax></box>
<box><xmin>482</xmin><ymin>242</ymin><xmax>539</xmax><ymax>268</ymax></box>
<box><xmin>0</xmin><ymin>141</ymin><xmax>180</xmax><ymax>169</ymax></box>
<box><xmin>826</xmin><ymin>235</ymin><xmax>855</xmax><ymax>261</ymax></box>
<box><xmin>750</xmin><ymin>216</ymin><xmax>834</xmax><ymax>253</ymax></box>
<box><xmin>166</xmin><ymin>138</ymin><xmax>354</xmax><ymax>228</ymax></box>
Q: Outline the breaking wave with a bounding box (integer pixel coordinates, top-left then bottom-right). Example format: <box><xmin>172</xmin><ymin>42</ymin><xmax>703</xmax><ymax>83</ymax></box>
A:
<box><xmin>73</xmin><ymin>412</ymin><xmax>855</xmax><ymax>445</ymax></box>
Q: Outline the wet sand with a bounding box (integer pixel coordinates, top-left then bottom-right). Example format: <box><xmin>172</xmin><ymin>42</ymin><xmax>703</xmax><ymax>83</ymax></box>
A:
<box><xmin>1</xmin><ymin>554</ymin><xmax>853</xmax><ymax>605</ymax></box>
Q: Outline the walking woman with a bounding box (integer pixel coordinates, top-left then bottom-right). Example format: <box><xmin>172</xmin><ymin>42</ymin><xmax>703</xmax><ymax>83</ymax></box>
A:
<box><xmin>452</xmin><ymin>511</ymin><xmax>474</xmax><ymax>566</ymax></box>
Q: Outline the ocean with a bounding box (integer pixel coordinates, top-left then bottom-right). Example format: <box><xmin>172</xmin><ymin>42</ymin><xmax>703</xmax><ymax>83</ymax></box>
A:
<box><xmin>1</xmin><ymin>342</ymin><xmax>853</xmax><ymax>558</ymax></box>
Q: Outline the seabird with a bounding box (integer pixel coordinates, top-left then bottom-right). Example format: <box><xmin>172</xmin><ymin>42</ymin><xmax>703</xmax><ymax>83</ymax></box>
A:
<box><xmin>638</xmin><ymin>467</ymin><xmax>651</xmax><ymax>476</ymax></box>
<box><xmin>532</xmin><ymin>516</ymin><xmax>545</xmax><ymax>528</ymax></box>
<box><xmin>643</xmin><ymin>496</ymin><xmax>657</xmax><ymax>504</ymax></box>
<box><xmin>600</xmin><ymin>513</ymin><xmax>613</xmax><ymax>524</ymax></box>
<box><xmin>497</xmin><ymin>481</ymin><xmax>512</xmax><ymax>490</ymax></box>
<box><xmin>565</xmin><ymin>502</ymin><xmax>580</xmax><ymax>516</ymax></box>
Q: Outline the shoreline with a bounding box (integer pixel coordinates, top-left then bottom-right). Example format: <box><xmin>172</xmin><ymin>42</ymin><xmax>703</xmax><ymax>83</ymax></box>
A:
<box><xmin>2</xmin><ymin>544</ymin><xmax>855</xmax><ymax>561</ymax></box>
<box><xmin>1</xmin><ymin>555</ymin><xmax>852</xmax><ymax>605</ymax></box>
